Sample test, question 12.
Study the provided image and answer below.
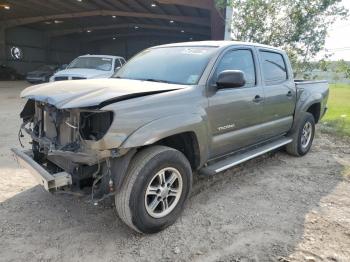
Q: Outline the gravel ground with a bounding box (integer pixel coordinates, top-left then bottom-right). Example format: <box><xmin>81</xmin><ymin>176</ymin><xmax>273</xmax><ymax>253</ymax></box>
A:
<box><xmin>0</xmin><ymin>81</ymin><xmax>350</xmax><ymax>262</ymax></box>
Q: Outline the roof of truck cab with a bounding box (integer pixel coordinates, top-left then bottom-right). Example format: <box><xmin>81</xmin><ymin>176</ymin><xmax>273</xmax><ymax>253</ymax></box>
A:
<box><xmin>154</xmin><ymin>41</ymin><xmax>284</xmax><ymax>52</ymax></box>
<box><xmin>78</xmin><ymin>54</ymin><xmax>125</xmax><ymax>59</ymax></box>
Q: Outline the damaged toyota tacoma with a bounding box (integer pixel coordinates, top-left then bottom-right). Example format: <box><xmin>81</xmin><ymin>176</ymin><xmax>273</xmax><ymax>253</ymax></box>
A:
<box><xmin>13</xmin><ymin>41</ymin><xmax>329</xmax><ymax>234</ymax></box>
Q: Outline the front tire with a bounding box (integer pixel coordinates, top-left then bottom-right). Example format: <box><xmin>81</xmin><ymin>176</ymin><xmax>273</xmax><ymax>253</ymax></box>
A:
<box><xmin>115</xmin><ymin>146</ymin><xmax>192</xmax><ymax>234</ymax></box>
<box><xmin>286</xmin><ymin>112</ymin><xmax>315</xmax><ymax>156</ymax></box>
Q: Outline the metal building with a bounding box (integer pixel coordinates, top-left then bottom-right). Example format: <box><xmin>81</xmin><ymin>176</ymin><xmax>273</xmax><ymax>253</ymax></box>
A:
<box><xmin>0</xmin><ymin>0</ymin><xmax>230</xmax><ymax>74</ymax></box>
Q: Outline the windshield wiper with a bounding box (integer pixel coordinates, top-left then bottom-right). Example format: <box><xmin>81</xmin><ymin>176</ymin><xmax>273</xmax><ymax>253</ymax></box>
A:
<box><xmin>113</xmin><ymin>77</ymin><xmax>183</xmax><ymax>85</ymax></box>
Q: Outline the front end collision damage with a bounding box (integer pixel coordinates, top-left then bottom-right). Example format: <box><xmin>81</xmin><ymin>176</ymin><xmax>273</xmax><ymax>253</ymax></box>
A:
<box><xmin>15</xmin><ymin>80</ymin><xmax>203</xmax><ymax>202</ymax></box>
<box><xmin>12</xmin><ymin>148</ymin><xmax>72</xmax><ymax>192</ymax></box>
<box><xmin>20</xmin><ymin>100</ymin><xmax>116</xmax><ymax>159</ymax></box>
<box><xmin>15</xmin><ymin>99</ymin><xmax>136</xmax><ymax>201</ymax></box>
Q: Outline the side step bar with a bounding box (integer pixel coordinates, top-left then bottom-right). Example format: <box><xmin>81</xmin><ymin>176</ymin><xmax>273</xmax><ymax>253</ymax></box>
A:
<box><xmin>199</xmin><ymin>137</ymin><xmax>293</xmax><ymax>176</ymax></box>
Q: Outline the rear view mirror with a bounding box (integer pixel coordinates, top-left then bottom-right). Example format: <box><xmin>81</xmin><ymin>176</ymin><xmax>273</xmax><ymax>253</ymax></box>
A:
<box><xmin>216</xmin><ymin>70</ymin><xmax>246</xmax><ymax>89</ymax></box>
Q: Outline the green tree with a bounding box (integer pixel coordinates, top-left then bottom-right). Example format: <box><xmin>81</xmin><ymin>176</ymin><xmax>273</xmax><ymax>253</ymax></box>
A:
<box><xmin>318</xmin><ymin>59</ymin><xmax>331</xmax><ymax>72</ymax></box>
<box><xmin>216</xmin><ymin>0</ymin><xmax>348</xmax><ymax>77</ymax></box>
<box><xmin>335</xmin><ymin>59</ymin><xmax>350</xmax><ymax>79</ymax></box>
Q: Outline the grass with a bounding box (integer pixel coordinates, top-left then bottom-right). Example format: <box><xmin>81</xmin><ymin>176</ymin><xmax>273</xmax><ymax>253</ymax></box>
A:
<box><xmin>321</xmin><ymin>83</ymin><xmax>350</xmax><ymax>136</ymax></box>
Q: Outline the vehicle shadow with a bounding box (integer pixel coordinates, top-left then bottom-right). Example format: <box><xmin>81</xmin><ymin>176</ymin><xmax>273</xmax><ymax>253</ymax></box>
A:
<box><xmin>0</xmin><ymin>143</ymin><xmax>346</xmax><ymax>262</ymax></box>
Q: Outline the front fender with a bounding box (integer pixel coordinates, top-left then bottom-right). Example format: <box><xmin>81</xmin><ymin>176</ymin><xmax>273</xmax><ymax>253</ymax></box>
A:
<box><xmin>120</xmin><ymin>113</ymin><xmax>209</xmax><ymax>166</ymax></box>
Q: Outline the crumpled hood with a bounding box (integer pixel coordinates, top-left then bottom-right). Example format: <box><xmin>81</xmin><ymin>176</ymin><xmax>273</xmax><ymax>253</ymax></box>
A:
<box><xmin>21</xmin><ymin>78</ymin><xmax>185</xmax><ymax>109</ymax></box>
<box><xmin>53</xmin><ymin>68</ymin><xmax>111</xmax><ymax>78</ymax></box>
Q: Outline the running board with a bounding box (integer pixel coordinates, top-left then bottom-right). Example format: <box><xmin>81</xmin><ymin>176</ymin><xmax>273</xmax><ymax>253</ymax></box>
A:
<box><xmin>199</xmin><ymin>137</ymin><xmax>293</xmax><ymax>176</ymax></box>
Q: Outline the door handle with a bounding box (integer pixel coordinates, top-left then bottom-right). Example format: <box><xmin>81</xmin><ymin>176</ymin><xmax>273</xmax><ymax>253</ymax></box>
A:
<box><xmin>253</xmin><ymin>95</ymin><xmax>263</xmax><ymax>103</ymax></box>
<box><xmin>287</xmin><ymin>91</ymin><xmax>293</xmax><ymax>97</ymax></box>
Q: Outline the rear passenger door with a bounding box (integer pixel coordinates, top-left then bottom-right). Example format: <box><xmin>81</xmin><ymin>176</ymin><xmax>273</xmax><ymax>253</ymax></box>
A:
<box><xmin>257</xmin><ymin>50</ymin><xmax>296</xmax><ymax>139</ymax></box>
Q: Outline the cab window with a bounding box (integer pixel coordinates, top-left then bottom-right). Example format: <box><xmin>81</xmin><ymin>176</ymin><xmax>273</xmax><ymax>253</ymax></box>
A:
<box><xmin>213</xmin><ymin>49</ymin><xmax>256</xmax><ymax>88</ymax></box>
<box><xmin>120</xmin><ymin>58</ymin><xmax>126</xmax><ymax>65</ymax></box>
<box><xmin>259</xmin><ymin>51</ymin><xmax>288</xmax><ymax>85</ymax></box>
<box><xmin>114</xmin><ymin>59</ymin><xmax>122</xmax><ymax>71</ymax></box>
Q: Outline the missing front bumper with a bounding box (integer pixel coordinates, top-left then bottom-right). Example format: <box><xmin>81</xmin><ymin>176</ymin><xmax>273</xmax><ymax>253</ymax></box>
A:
<box><xmin>11</xmin><ymin>148</ymin><xmax>72</xmax><ymax>192</ymax></box>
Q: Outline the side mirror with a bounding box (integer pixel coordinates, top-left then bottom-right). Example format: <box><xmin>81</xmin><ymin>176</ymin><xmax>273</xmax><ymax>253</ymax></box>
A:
<box><xmin>216</xmin><ymin>70</ymin><xmax>246</xmax><ymax>89</ymax></box>
<box><xmin>115</xmin><ymin>66</ymin><xmax>121</xmax><ymax>72</ymax></box>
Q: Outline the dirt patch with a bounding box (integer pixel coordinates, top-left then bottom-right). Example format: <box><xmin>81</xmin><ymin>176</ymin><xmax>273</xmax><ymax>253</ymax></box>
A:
<box><xmin>0</xmin><ymin>82</ymin><xmax>349</xmax><ymax>262</ymax></box>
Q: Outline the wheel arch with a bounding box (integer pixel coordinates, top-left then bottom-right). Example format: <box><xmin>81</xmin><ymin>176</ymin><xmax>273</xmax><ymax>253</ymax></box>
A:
<box><xmin>120</xmin><ymin>114</ymin><xmax>209</xmax><ymax>168</ymax></box>
<box><xmin>306</xmin><ymin>102</ymin><xmax>321</xmax><ymax>123</ymax></box>
<box><xmin>155</xmin><ymin>132</ymin><xmax>201</xmax><ymax>170</ymax></box>
<box><xmin>292</xmin><ymin>94</ymin><xmax>323</xmax><ymax>134</ymax></box>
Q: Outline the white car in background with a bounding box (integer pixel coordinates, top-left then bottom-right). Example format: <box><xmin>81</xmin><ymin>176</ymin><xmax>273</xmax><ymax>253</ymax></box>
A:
<box><xmin>50</xmin><ymin>55</ymin><xmax>126</xmax><ymax>82</ymax></box>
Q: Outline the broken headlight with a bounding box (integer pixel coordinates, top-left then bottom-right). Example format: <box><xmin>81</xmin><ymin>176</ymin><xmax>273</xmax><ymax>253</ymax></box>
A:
<box><xmin>79</xmin><ymin>111</ymin><xmax>113</xmax><ymax>141</ymax></box>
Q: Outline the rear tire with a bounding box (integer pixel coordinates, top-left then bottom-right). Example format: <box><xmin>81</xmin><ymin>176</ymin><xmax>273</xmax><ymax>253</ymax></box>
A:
<box><xmin>115</xmin><ymin>146</ymin><xmax>192</xmax><ymax>234</ymax></box>
<box><xmin>286</xmin><ymin>112</ymin><xmax>315</xmax><ymax>156</ymax></box>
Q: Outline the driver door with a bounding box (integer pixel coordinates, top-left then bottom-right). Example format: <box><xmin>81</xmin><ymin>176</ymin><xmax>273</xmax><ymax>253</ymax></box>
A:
<box><xmin>206</xmin><ymin>47</ymin><xmax>265</xmax><ymax>158</ymax></box>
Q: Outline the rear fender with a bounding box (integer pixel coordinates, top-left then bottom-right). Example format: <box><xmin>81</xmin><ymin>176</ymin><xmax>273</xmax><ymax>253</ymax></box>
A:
<box><xmin>291</xmin><ymin>90</ymin><xmax>326</xmax><ymax>134</ymax></box>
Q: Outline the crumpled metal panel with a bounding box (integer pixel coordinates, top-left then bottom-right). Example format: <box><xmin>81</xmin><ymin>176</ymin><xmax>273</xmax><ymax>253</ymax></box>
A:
<box><xmin>21</xmin><ymin>78</ymin><xmax>185</xmax><ymax>109</ymax></box>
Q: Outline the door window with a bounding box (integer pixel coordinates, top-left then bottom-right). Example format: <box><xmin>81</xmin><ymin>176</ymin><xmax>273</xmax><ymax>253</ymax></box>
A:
<box><xmin>120</xmin><ymin>58</ymin><xmax>126</xmax><ymax>65</ymax></box>
<box><xmin>114</xmin><ymin>59</ymin><xmax>122</xmax><ymax>71</ymax></box>
<box><xmin>213</xmin><ymin>49</ymin><xmax>256</xmax><ymax>88</ymax></box>
<box><xmin>259</xmin><ymin>51</ymin><xmax>288</xmax><ymax>85</ymax></box>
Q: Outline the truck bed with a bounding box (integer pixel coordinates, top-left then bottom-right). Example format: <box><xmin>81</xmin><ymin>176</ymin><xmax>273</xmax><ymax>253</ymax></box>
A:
<box><xmin>295</xmin><ymin>79</ymin><xmax>328</xmax><ymax>87</ymax></box>
<box><xmin>294</xmin><ymin>79</ymin><xmax>329</xmax><ymax>122</ymax></box>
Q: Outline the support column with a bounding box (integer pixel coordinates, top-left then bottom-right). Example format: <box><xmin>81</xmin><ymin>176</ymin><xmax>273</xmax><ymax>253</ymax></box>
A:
<box><xmin>210</xmin><ymin>3</ymin><xmax>226</xmax><ymax>40</ymax></box>
<box><xmin>224</xmin><ymin>6</ymin><xmax>233</xmax><ymax>40</ymax></box>
<box><xmin>45</xmin><ymin>33</ymin><xmax>51</xmax><ymax>64</ymax></box>
<box><xmin>0</xmin><ymin>27</ymin><xmax>6</xmax><ymax>65</ymax></box>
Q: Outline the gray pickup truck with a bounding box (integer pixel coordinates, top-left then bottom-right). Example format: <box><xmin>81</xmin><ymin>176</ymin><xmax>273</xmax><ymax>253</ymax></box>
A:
<box><xmin>13</xmin><ymin>41</ymin><xmax>328</xmax><ymax>234</ymax></box>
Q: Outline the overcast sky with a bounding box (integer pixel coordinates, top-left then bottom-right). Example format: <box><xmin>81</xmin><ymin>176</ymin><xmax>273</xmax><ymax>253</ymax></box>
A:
<box><xmin>321</xmin><ymin>0</ymin><xmax>350</xmax><ymax>61</ymax></box>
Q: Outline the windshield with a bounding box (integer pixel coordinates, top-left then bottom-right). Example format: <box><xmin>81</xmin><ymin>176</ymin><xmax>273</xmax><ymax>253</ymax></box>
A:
<box><xmin>68</xmin><ymin>57</ymin><xmax>113</xmax><ymax>71</ymax></box>
<box><xmin>114</xmin><ymin>46</ymin><xmax>217</xmax><ymax>85</ymax></box>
